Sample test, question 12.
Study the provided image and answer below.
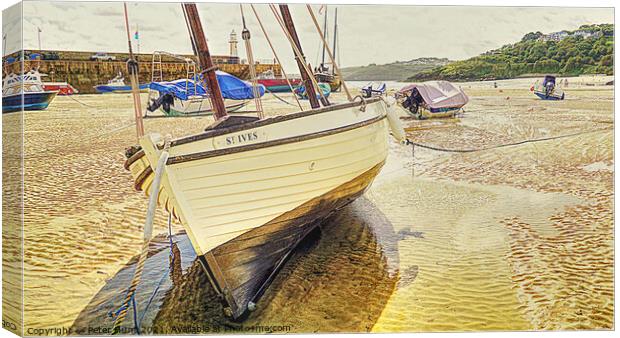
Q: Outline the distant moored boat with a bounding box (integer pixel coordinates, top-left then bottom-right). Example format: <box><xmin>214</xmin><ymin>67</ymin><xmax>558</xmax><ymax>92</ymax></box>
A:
<box><xmin>2</xmin><ymin>70</ymin><xmax>58</xmax><ymax>114</ymax></box>
<box><xmin>256</xmin><ymin>69</ymin><xmax>302</xmax><ymax>92</ymax></box>
<box><xmin>42</xmin><ymin>82</ymin><xmax>79</xmax><ymax>95</ymax></box>
<box><xmin>531</xmin><ymin>75</ymin><xmax>565</xmax><ymax>100</ymax></box>
<box><xmin>396</xmin><ymin>80</ymin><xmax>469</xmax><ymax>119</ymax></box>
<box><xmin>94</xmin><ymin>72</ymin><xmax>148</xmax><ymax>93</ymax></box>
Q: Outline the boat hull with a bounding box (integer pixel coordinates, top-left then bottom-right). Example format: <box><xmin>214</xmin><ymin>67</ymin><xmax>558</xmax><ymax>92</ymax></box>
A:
<box><xmin>257</xmin><ymin>78</ymin><xmax>302</xmax><ymax>93</ymax></box>
<box><xmin>316</xmin><ymin>73</ymin><xmax>342</xmax><ymax>92</ymax></box>
<box><xmin>534</xmin><ymin>91</ymin><xmax>564</xmax><ymax>100</ymax></box>
<box><xmin>161</xmin><ymin>97</ymin><xmax>249</xmax><ymax>117</ymax></box>
<box><xmin>94</xmin><ymin>84</ymin><xmax>149</xmax><ymax>93</ymax></box>
<box><xmin>294</xmin><ymin>83</ymin><xmax>332</xmax><ymax>100</ymax></box>
<box><xmin>42</xmin><ymin>83</ymin><xmax>78</xmax><ymax>95</ymax></box>
<box><xmin>125</xmin><ymin>98</ymin><xmax>390</xmax><ymax>318</ymax></box>
<box><xmin>327</xmin><ymin>78</ymin><xmax>342</xmax><ymax>92</ymax></box>
<box><xmin>421</xmin><ymin>105</ymin><xmax>463</xmax><ymax>118</ymax></box>
<box><xmin>2</xmin><ymin>91</ymin><xmax>58</xmax><ymax>113</ymax></box>
<box><xmin>201</xmin><ymin>160</ymin><xmax>384</xmax><ymax>318</ymax></box>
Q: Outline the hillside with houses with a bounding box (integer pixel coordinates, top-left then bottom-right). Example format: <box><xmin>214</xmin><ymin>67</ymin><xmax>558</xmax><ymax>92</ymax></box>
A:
<box><xmin>408</xmin><ymin>24</ymin><xmax>613</xmax><ymax>82</ymax></box>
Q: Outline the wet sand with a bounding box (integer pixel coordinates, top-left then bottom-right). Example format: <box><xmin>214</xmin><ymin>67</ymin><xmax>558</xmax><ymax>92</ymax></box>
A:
<box><xmin>5</xmin><ymin>77</ymin><xmax>614</xmax><ymax>333</ymax></box>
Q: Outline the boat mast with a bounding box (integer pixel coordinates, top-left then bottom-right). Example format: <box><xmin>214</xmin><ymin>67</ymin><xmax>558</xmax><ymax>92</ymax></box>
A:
<box><xmin>278</xmin><ymin>4</ymin><xmax>320</xmax><ymax>109</ymax></box>
<box><xmin>183</xmin><ymin>3</ymin><xmax>227</xmax><ymax>120</ymax></box>
<box><xmin>321</xmin><ymin>7</ymin><xmax>327</xmax><ymax>67</ymax></box>
<box><xmin>123</xmin><ymin>3</ymin><xmax>144</xmax><ymax>140</ymax></box>
<box><xmin>332</xmin><ymin>8</ymin><xmax>338</xmax><ymax>75</ymax></box>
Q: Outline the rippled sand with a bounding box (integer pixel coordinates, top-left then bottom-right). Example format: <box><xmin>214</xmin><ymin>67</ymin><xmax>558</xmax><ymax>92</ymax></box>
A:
<box><xmin>5</xmin><ymin>77</ymin><xmax>614</xmax><ymax>333</ymax></box>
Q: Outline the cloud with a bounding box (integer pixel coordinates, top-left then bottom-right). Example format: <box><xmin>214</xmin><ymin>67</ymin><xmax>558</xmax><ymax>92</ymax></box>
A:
<box><xmin>9</xmin><ymin>1</ymin><xmax>614</xmax><ymax>70</ymax></box>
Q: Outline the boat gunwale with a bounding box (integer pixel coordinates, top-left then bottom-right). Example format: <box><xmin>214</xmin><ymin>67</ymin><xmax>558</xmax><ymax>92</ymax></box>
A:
<box><xmin>167</xmin><ymin>113</ymin><xmax>386</xmax><ymax>165</ymax></box>
<box><xmin>165</xmin><ymin>96</ymin><xmax>381</xmax><ymax>148</ymax></box>
<box><xmin>124</xmin><ymin>97</ymin><xmax>382</xmax><ymax>169</ymax></box>
<box><xmin>130</xmin><ymin>115</ymin><xmax>386</xmax><ymax>192</ymax></box>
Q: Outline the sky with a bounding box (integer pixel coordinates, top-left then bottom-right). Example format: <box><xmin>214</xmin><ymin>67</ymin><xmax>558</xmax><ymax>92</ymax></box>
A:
<box><xmin>1</xmin><ymin>1</ymin><xmax>614</xmax><ymax>70</ymax></box>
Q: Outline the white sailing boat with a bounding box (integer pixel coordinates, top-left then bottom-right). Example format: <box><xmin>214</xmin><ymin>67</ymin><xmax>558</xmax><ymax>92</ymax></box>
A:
<box><xmin>124</xmin><ymin>3</ymin><xmax>405</xmax><ymax>319</ymax></box>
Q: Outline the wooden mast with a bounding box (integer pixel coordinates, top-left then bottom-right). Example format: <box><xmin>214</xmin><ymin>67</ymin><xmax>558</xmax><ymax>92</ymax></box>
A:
<box><xmin>278</xmin><ymin>4</ymin><xmax>321</xmax><ymax>109</ymax></box>
<box><xmin>123</xmin><ymin>3</ymin><xmax>144</xmax><ymax>141</ymax></box>
<box><xmin>183</xmin><ymin>3</ymin><xmax>227</xmax><ymax>120</ymax></box>
<box><xmin>332</xmin><ymin>8</ymin><xmax>338</xmax><ymax>75</ymax></box>
<box><xmin>321</xmin><ymin>7</ymin><xmax>327</xmax><ymax>67</ymax></box>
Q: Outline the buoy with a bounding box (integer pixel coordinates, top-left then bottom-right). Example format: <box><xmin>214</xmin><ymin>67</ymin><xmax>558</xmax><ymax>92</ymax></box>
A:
<box><xmin>385</xmin><ymin>97</ymin><xmax>407</xmax><ymax>144</ymax></box>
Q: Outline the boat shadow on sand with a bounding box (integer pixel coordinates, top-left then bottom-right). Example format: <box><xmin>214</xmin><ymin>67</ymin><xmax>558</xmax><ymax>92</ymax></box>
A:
<box><xmin>71</xmin><ymin>197</ymin><xmax>406</xmax><ymax>334</ymax></box>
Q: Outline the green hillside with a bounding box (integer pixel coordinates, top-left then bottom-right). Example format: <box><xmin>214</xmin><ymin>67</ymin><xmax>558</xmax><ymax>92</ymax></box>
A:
<box><xmin>341</xmin><ymin>57</ymin><xmax>451</xmax><ymax>81</ymax></box>
<box><xmin>407</xmin><ymin>24</ymin><xmax>613</xmax><ymax>82</ymax></box>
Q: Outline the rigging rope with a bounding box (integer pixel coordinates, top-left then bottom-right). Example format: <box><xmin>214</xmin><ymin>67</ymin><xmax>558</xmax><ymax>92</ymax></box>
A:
<box><xmin>249</xmin><ymin>4</ymin><xmax>303</xmax><ymax>110</ymax></box>
<box><xmin>123</xmin><ymin>2</ymin><xmax>144</xmax><ymax>140</ymax></box>
<box><xmin>66</xmin><ymin>94</ymin><xmax>97</xmax><ymax>108</ymax></box>
<box><xmin>268</xmin><ymin>4</ymin><xmax>330</xmax><ymax>106</ymax></box>
<box><xmin>240</xmin><ymin>4</ymin><xmax>264</xmax><ymax>118</ymax></box>
<box><xmin>265</xmin><ymin>88</ymin><xmax>297</xmax><ymax>106</ymax></box>
<box><xmin>305</xmin><ymin>5</ymin><xmax>352</xmax><ymax>101</ymax></box>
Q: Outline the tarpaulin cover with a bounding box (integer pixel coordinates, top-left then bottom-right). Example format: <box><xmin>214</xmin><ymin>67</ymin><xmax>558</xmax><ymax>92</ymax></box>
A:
<box><xmin>149</xmin><ymin>71</ymin><xmax>265</xmax><ymax>100</ymax></box>
<box><xmin>398</xmin><ymin>81</ymin><xmax>469</xmax><ymax>109</ymax></box>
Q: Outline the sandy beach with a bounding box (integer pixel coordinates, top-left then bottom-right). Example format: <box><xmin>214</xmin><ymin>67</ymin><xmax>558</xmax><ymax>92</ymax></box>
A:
<box><xmin>4</xmin><ymin>76</ymin><xmax>613</xmax><ymax>333</ymax></box>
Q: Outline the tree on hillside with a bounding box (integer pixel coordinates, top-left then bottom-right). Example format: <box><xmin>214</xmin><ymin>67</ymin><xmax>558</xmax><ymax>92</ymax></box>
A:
<box><xmin>407</xmin><ymin>24</ymin><xmax>614</xmax><ymax>82</ymax></box>
<box><xmin>522</xmin><ymin>31</ymin><xmax>543</xmax><ymax>41</ymax></box>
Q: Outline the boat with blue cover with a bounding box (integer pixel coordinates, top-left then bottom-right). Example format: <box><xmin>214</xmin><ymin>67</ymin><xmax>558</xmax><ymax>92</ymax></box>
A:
<box><xmin>2</xmin><ymin>70</ymin><xmax>58</xmax><ymax>114</ymax></box>
<box><xmin>146</xmin><ymin>71</ymin><xmax>264</xmax><ymax>116</ymax></box>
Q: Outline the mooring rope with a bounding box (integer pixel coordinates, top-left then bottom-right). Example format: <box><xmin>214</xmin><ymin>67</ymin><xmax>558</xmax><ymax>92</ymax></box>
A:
<box><xmin>240</xmin><ymin>4</ymin><xmax>264</xmax><ymax>118</ymax></box>
<box><xmin>265</xmin><ymin>88</ymin><xmax>297</xmax><ymax>106</ymax></box>
<box><xmin>111</xmin><ymin>137</ymin><xmax>171</xmax><ymax>335</ymax></box>
<box><xmin>135</xmin><ymin>214</ymin><xmax>176</xmax><ymax>329</ymax></box>
<box><xmin>406</xmin><ymin>127</ymin><xmax>612</xmax><ymax>154</ymax></box>
<box><xmin>66</xmin><ymin>94</ymin><xmax>97</xmax><ymax>108</ymax></box>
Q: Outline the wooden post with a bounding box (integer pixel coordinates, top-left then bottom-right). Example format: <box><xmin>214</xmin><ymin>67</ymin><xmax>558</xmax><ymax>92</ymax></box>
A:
<box><xmin>278</xmin><ymin>4</ymin><xmax>320</xmax><ymax>109</ymax></box>
<box><xmin>183</xmin><ymin>3</ymin><xmax>227</xmax><ymax>120</ymax></box>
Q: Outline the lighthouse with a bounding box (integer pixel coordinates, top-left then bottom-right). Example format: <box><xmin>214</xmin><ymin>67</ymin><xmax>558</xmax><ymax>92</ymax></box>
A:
<box><xmin>229</xmin><ymin>29</ymin><xmax>238</xmax><ymax>57</ymax></box>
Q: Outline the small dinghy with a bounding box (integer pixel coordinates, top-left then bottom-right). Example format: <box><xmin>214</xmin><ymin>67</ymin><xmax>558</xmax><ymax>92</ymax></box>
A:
<box><xmin>531</xmin><ymin>75</ymin><xmax>565</xmax><ymax>100</ymax></box>
<box><xmin>396</xmin><ymin>80</ymin><xmax>468</xmax><ymax>119</ymax></box>
<box><xmin>146</xmin><ymin>72</ymin><xmax>263</xmax><ymax>116</ymax></box>
<box><xmin>361</xmin><ymin>82</ymin><xmax>387</xmax><ymax>98</ymax></box>
<box><xmin>294</xmin><ymin>82</ymin><xmax>331</xmax><ymax>100</ymax></box>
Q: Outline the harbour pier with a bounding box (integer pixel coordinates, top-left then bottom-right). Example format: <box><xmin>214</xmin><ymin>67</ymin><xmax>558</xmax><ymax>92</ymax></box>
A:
<box><xmin>2</xmin><ymin>49</ymin><xmax>282</xmax><ymax>94</ymax></box>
